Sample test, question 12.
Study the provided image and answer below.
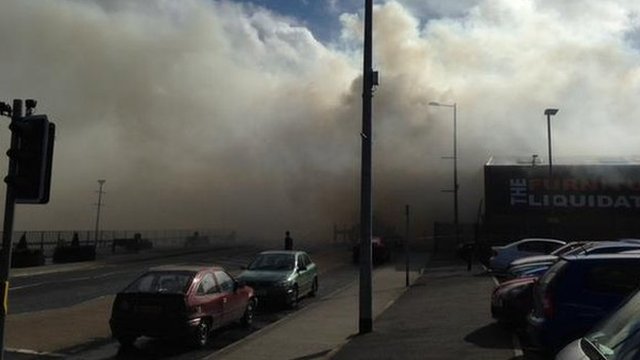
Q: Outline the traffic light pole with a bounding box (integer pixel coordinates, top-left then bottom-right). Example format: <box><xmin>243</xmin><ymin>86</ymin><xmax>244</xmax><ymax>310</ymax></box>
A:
<box><xmin>0</xmin><ymin>99</ymin><xmax>22</xmax><ymax>360</ymax></box>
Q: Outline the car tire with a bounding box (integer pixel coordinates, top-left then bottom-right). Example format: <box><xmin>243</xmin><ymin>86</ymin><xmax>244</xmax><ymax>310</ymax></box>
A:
<box><xmin>309</xmin><ymin>277</ymin><xmax>318</xmax><ymax>297</ymax></box>
<box><xmin>191</xmin><ymin>319</ymin><xmax>210</xmax><ymax>348</ymax></box>
<box><xmin>287</xmin><ymin>285</ymin><xmax>299</xmax><ymax>309</ymax></box>
<box><xmin>241</xmin><ymin>298</ymin><xmax>256</xmax><ymax>328</ymax></box>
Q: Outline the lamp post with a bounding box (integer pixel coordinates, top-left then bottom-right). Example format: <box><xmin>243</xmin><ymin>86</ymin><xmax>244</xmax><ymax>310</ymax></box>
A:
<box><xmin>544</xmin><ymin>108</ymin><xmax>559</xmax><ymax>177</ymax></box>
<box><xmin>429</xmin><ymin>101</ymin><xmax>459</xmax><ymax>243</ymax></box>
<box><xmin>94</xmin><ymin>179</ymin><xmax>106</xmax><ymax>245</ymax></box>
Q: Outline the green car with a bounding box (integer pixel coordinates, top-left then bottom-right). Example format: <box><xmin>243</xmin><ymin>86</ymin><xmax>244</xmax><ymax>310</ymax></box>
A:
<box><xmin>238</xmin><ymin>250</ymin><xmax>318</xmax><ymax>308</ymax></box>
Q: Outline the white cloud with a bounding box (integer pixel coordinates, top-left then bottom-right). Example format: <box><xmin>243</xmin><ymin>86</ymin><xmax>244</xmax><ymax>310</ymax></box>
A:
<box><xmin>3</xmin><ymin>0</ymin><xmax>640</xmax><ymax>238</ymax></box>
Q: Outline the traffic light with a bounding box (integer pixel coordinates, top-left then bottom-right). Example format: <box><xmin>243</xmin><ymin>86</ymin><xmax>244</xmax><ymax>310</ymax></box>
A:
<box><xmin>8</xmin><ymin>115</ymin><xmax>55</xmax><ymax>204</ymax></box>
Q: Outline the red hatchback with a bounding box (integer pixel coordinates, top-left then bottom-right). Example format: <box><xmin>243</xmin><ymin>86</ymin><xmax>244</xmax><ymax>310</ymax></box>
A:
<box><xmin>110</xmin><ymin>266</ymin><xmax>256</xmax><ymax>348</ymax></box>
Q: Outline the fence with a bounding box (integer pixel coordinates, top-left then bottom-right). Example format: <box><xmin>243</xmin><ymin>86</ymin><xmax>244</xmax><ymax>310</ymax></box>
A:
<box><xmin>6</xmin><ymin>229</ymin><xmax>236</xmax><ymax>257</ymax></box>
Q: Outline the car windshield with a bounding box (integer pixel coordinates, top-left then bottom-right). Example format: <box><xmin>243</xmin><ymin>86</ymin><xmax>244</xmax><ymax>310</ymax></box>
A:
<box><xmin>123</xmin><ymin>271</ymin><xmax>195</xmax><ymax>294</ymax></box>
<box><xmin>248</xmin><ymin>254</ymin><xmax>295</xmax><ymax>271</ymax></box>
<box><xmin>584</xmin><ymin>290</ymin><xmax>640</xmax><ymax>359</ymax></box>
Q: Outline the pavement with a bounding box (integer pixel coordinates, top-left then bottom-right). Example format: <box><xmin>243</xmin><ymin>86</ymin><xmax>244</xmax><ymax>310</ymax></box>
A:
<box><xmin>212</xmin><ymin>253</ymin><xmax>518</xmax><ymax>360</ymax></box>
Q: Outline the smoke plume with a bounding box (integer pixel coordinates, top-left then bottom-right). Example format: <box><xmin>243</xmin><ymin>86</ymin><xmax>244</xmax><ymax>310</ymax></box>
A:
<box><xmin>1</xmin><ymin>0</ymin><xmax>640</xmax><ymax>242</ymax></box>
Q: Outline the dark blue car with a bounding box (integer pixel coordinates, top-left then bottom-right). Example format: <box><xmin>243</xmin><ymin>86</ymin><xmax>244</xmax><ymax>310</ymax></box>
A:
<box><xmin>527</xmin><ymin>254</ymin><xmax>640</xmax><ymax>353</ymax></box>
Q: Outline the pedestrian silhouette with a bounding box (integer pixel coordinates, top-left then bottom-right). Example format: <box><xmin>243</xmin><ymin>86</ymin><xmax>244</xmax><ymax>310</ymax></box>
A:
<box><xmin>284</xmin><ymin>231</ymin><xmax>293</xmax><ymax>250</ymax></box>
<box><xmin>71</xmin><ymin>232</ymin><xmax>80</xmax><ymax>247</ymax></box>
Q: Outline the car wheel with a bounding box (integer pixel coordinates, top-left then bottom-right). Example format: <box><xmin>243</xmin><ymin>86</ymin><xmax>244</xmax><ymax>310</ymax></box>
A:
<box><xmin>191</xmin><ymin>319</ymin><xmax>210</xmax><ymax>348</ymax></box>
<box><xmin>241</xmin><ymin>298</ymin><xmax>256</xmax><ymax>328</ymax></box>
<box><xmin>116</xmin><ymin>335</ymin><xmax>137</xmax><ymax>348</ymax></box>
<box><xmin>287</xmin><ymin>285</ymin><xmax>299</xmax><ymax>309</ymax></box>
<box><xmin>309</xmin><ymin>277</ymin><xmax>318</xmax><ymax>297</ymax></box>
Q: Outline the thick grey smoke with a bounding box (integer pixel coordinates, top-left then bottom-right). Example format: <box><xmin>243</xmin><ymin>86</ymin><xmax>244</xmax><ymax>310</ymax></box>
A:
<box><xmin>1</xmin><ymin>0</ymin><xmax>640</xmax><ymax>241</ymax></box>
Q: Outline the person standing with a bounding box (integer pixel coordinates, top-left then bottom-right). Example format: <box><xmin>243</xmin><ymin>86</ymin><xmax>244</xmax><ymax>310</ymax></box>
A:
<box><xmin>284</xmin><ymin>231</ymin><xmax>293</xmax><ymax>250</ymax></box>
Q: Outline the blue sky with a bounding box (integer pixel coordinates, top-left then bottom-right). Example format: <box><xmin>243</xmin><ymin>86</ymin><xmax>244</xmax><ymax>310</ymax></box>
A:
<box><xmin>230</xmin><ymin>0</ymin><xmax>361</xmax><ymax>42</ymax></box>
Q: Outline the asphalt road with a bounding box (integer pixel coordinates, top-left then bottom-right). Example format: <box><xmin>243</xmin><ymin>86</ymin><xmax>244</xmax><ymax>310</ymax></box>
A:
<box><xmin>5</xmin><ymin>244</ymin><xmax>357</xmax><ymax>360</ymax></box>
<box><xmin>8</xmin><ymin>246</ymin><xmax>261</xmax><ymax>314</ymax></box>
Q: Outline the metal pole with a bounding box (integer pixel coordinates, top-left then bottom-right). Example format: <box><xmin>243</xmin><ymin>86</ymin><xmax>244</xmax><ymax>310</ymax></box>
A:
<box><xmin>94</xmin><ymin>180</ymin><xmax>105</xmax><ymax>246</ymax></box>
<box><xmin>0</xmin><ymin>99</ymin><xmax>22</xmax><ymax>359</ymax></box>
<box><xmin>405</xmin><ymin>205</ymin><xmax>410</xmax><ymax>287</ymax></box>
<box><xmin>359</xmin><ymin>0</ymin><xmax>374</xmax><ymax>335</ymax></box>
<box><xmin>453</xmin><ymin>104</ymin><xmax>459</xmax><ymax>245</ymax></box>
<box><xmin>547</xmin><ymin>113</ymin><xmax>552</xmax><ymax>178</ymax></box>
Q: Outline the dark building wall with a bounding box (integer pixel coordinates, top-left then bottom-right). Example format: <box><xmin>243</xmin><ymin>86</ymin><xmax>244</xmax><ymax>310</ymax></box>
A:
<box><xmin>484</xmin><ymin>164</ymin><xmax>640</xmax><ymax>243</ymax></box>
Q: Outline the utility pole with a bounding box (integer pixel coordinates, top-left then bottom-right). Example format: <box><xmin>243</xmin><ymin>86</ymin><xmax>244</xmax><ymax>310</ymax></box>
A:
<box><xmin>405</xmin><ymin>205</ymin><xmax>410</xmax><ymax>287</ymax></box>
<box><xmin>359</xmin><ymin>0</ymin><xmax>376</xmax><ymax>335</ymax></box>
<box><xmin>429</xmin><ymin>102</ymin><xmax>459</xmax><ymax>244</ymax></box>
<box><xmin>0</xmin><ymin>100</ymin><xmax>21</xmax><ymax>360</ymax></box>
<box><xmin>94</xmin><ymin>179</ymin><xmax>106</xmax><ymax>246</ymax></box>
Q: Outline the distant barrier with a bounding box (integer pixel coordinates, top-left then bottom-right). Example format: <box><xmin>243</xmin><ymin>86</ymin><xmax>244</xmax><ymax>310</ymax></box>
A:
<box><xmin>5</xmin><ymin>229</ymin><xmax>236</xmax><ymax>260</ymax></box>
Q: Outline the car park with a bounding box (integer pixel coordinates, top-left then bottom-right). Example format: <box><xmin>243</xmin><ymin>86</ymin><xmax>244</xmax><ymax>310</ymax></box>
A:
<box><xmin>508</xmin><ymin>241</ymin><xmax>589</xmax><ymax>269</ymax></box>
<box><xmin>110</xmin><ymin>266</ymin><xmax>256</xmax><ymax>348</ymax></box>
<box><xmin>528</xmin><ymin>254</ymin><xmax>640</xmax><ymax>353</ymax></box>
<box><xmin>352</xmin><ymin>237</ymin><xmax>391</xmax><ymax>265</ymax></box>
<box><xmin>556</xmin><ymin>286</ymin><xmax>640</xmax><ymax>360</ymax></box>
<box><xmin>489</xmin><ymin>238</ymin><xmax>566</xmax><ymax>272</ymax></box>
<box><xmin>238</xmin><ymin>250</ymin><xmax>318</xmax><ymax>308</ymax></box>
<box><xmin>505</xmin><ymin>241</ymin><xmax>640</xmax><ymax>280</ymax></box>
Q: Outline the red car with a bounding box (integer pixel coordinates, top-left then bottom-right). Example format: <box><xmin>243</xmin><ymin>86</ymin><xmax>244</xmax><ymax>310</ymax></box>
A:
<box><xmin>490</xmin><ymin>276</ymin><xmax>536</xmax><ymax>325</ymax></box>
<box><xmin>110</xmin><ymin>266</ymin><xmax>256</xmax><ymax>348</ymax></box>
<box><xmin>352</xmin><ymin>237</ymin><xmax>391</xmax><ymax>265</ymax></box>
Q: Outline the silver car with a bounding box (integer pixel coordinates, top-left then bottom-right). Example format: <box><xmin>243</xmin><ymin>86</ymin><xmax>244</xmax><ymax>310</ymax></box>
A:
<box><xmin>556</xmin><ymin>287</ymin><xmax>640</xmax><ymax>360</ymax></box>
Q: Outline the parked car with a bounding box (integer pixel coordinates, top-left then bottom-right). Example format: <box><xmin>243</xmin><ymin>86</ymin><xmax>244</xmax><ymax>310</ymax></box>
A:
<box><xmin>491</xmin><ymin>276</ymin><xmax>537</xmax><ymax>325</ymax></box>
<box><xmin>352</xmin><ymin>237</ymin><xmax>391</xmax><ymax>265</ymax></box>
<box><xmin>508</xmin><ymin>241</ymin><xmax>589</xmax><ymax>269</ymax></box>
<box><xmin>110</xmin><ymin>266</ymin><xmax>256</xmax><ymax>348</ymax></box>
<box><xmin>528</xmin><ymin>254</ymin><xmax>640</xmax><ymax>353</ymax></box>
<box><xmin>489</xmin><ymin>238</ymin><xmax>566</xmax><ymax>272</ymax></box>
<box><xmin>505</xmin><ymin>241</ymin><xmax>640</xmax><ymax>280</ymax></box>
<box><xmin>556</xmin><ymin>286</ymin><xmax>640</xmax><ymax>360</ymax></box>
<box><xmin>238</xmin><ymin>250</ymin><xmax>318</xmax><ymax>308</ymax></box>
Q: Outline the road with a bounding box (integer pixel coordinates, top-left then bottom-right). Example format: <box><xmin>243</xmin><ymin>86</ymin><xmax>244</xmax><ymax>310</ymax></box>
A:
<box><xmin>5</xmin><ymin>244</ymin><xmax>357</xmax><ymax>359</ymax></box>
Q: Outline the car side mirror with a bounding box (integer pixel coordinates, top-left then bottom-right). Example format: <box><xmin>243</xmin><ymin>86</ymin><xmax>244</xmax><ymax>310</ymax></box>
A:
<box><xmin>298</xmin><ymin>265</ymin><xmax>307</xmax><ymax>272</ymax></box>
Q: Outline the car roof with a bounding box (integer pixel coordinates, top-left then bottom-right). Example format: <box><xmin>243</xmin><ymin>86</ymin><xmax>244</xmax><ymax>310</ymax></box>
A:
<box><xmin>561</xmin><ymin>253</ymin><xmax>640</xmax><ymax>261</ymax></box>
<box><xmin>515</xmin><ymin>238</ymin><xmax>565</xmax><ymax>244</ymax></box>
<box><xmin>148</xmin><ymin>265</ymin><xmax>225</xmax><ymax>273</ymax></box>
<box><xmin>259</xmin><ymin>250</ymin><xmax>306</xmax><ymax>255</ymax></box>
<box><xmin>582</xmin><ymin>241</ymin><xmax>640</xmax><ymax>250</ymax></box>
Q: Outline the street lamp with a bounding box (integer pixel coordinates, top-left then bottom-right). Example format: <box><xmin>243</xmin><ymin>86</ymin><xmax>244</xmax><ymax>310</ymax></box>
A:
<box><xmin>429</xmin><ymin>101</ymin><xmax>459</xmax><ymax>243</ymax></box>
<box><xmin>94</xmin><ymin>179</ymin><xmax>106</xmax><ymax>245</ymax></box>
<box><xmin>544</xmin><ymin>108</ymin><xmax>559</xmax><ymax>177</ymax></box>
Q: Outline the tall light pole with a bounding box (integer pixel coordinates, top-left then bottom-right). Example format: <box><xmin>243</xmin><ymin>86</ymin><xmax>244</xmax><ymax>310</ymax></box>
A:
<box><xmin>359</xmin><ymin>0</ymin><xmax>376</xmax><ymax>335</ymax></box>
<box><xmin>544</xmin><ymin>108</ymin><xmax>559</xmax><ymax>177</ymax></box>
<box><xmin>429</xmin><ymin>101</ymin><xmax>459</xmax><ymax>243</ymax></box>
<box><xmin>94</xmin><ymin>179</ymin><xmax>106</xmax><ymax>245</ymax></box>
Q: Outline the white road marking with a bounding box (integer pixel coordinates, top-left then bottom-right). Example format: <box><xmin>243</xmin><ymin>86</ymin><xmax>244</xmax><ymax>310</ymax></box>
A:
<box><xmin>9</xmin><ymin>270</ymin><xmax>125</xmax><ymax>290</ymax></box>
<box><xmin>6</xmin><ymin>347</ymin><xmax>66</xmax><ymax>358</ymax></box>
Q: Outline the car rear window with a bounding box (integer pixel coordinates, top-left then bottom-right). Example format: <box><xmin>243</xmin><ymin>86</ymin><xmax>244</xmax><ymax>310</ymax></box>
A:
<box><xmin>123</xmin><ymin>271</ymin><xmax>195</xmax><ymax>294</ymax></box>
<box><xmin>585</xmin><ymin>263</ymin><xmax>640</xmax><ymax>295</ymax></box>
<box><xmin>248</xmin><ymin>253</ymin><xmax>295</xmax><ymax>271</ymax></box>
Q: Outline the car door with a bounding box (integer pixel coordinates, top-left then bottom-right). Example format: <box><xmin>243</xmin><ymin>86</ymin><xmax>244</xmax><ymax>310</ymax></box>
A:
<box><xmin>296</xmin><ymin>253</ymin><xmax>312</xmax><ymax>294</ymax></box>
<box><xmin>214</xmin><ymin>270</ymin><xmax>246</xmax><ymax>324</ymax></box>
<box><xmin>192</xmin><ymin>272</ymin><xmax>224</xmax><ymax>328</ymax></box>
